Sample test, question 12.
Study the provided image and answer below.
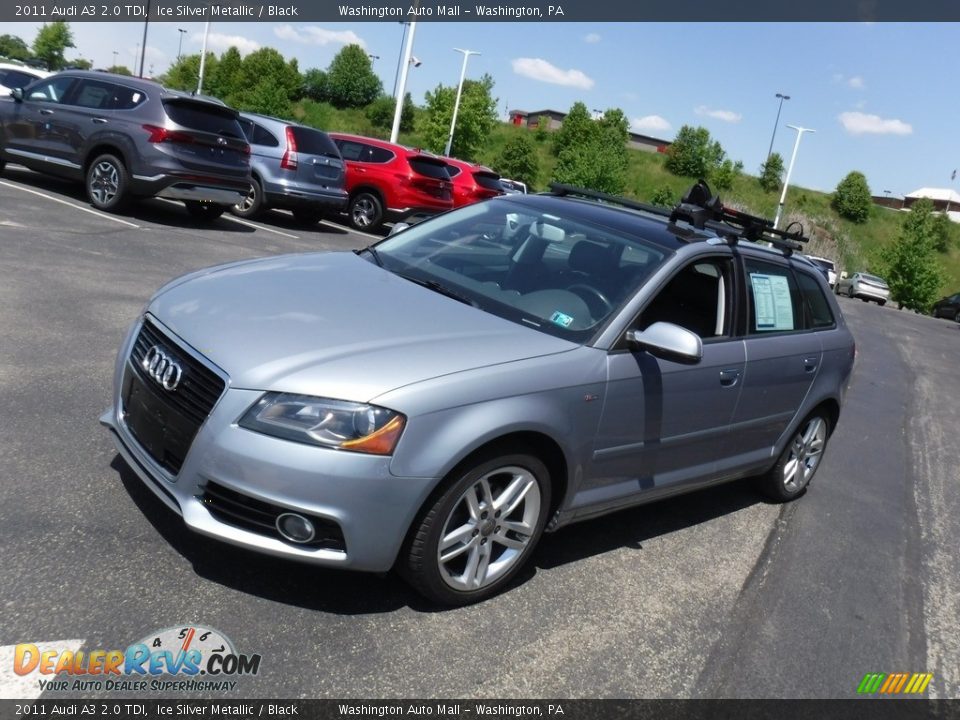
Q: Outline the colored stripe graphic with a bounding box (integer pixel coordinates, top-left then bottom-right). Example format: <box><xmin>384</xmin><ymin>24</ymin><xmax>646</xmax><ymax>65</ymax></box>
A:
<box><xmin>857</xmin><ymin>672</ymin><xmax>933</xmax><ymax>694</ymax></box>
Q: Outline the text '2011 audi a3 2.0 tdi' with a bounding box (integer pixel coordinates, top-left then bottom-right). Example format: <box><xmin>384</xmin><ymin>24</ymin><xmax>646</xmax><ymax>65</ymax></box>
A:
<box><xmin>101</xmin><ymin>182</ymin><xmax>855</xmax><ymax>605</ymax></box>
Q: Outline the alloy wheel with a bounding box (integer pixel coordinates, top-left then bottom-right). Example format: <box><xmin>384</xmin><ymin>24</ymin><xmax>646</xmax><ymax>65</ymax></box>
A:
<box><xmin>782</xmin><ymin>417</ymin><xmax>826</xmax><ymax>493</ymax></box>
<box><xmin>89</xmin><ymin>161</ymin><xmax>119</xmax><ymax>206</ymax></box>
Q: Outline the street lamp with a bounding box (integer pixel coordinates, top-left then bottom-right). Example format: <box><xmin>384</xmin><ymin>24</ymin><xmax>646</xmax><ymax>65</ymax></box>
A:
<box><xmin>773</xmin><ymin>124</ymin><xmax>815</xmax><ymax>229</ymax></box>
<box><xmin>390</xmin><ymin>2</ymin><xmax>421</xmax><ymax>143</ymax></box>
<box><xmin>443</xmin><ymin>48</ymin><xmax>480</xmax><ymax>157</ymax></box>
<box><xmin>368</xmin><ymin>54</ymin><xmax>380</xmax><ymax>61</ymax></box>
<box><xmin>177</xmin><ymin>29</ymin><xmax>187</xmax><ymax>61</ymax></box>
<box><xmin>766</xmin><ymin>92</ymin><xmax>790</xmax><ymax>162</ymax></box>
<box><xmin>112</xmin><ymin>50</ymin><xmax>118</xmax><ymax>68</ymax></box>
<box><xmin>137</xmin><ymin>0</ymin><xmax>151</xmax><ymax>77</ymax></box>
<box><xmin>197</xmin><ymin>20</ymin><xmax>211</xmax><ymax>94</ymax></box>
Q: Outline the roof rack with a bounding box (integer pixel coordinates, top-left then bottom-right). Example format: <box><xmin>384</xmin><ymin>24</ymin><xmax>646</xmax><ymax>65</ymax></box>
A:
<box><xmin>549</xmin><ymin>180</ymin><xmax>808</xmax><ymax>255</ymax></box>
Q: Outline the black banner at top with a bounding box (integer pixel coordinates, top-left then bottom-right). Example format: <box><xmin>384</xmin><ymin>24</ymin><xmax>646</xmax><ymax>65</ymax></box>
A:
<box><xmin>2</xmin><ymin>0</ymin><xmax>960</xmax><ymax>22</ymax></box>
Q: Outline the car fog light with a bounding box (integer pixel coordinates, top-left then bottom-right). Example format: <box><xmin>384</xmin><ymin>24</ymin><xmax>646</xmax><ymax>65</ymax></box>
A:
<box><xmin>276</xmin><ymin>513</ymin><xmax>316</xmax><ymax>544</ymax></box>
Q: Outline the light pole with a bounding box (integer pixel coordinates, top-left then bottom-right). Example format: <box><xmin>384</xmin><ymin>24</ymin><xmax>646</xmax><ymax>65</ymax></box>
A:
<box><xmin>774</xmin><ymin>124</ymin><xmax>815</xmax><ymax>229</ymax></box>
<box><xmin>390</xmin><ymin>19</ymin><xmax>418</xmax><ymax>143</ymax></box>
<box><xmin>443</xmin><ymin>48</ymin><xmax>480</xmax><ymax>157</ymax></box>
<box><xmin>197</xmin><ymin>20</ymin><xmax>211</xmax><ymax>94</ymax></box>
<box><xmin>112</xmin><ymin>50</ymin><xmax>118</xmax><ymax>68</ymax></box>
<box><xmin>766</xmin><ymin>92</ymin><xmax>790</xmax><ymax>162</ymax></box>
<box><xmin>137</xmin><ymin>0</ymin><xmax>151</xmax><ymax>77</ymax></box>
<box><xmin>177</xmin><ymin>29</ymin><xmax>187</xmax><ymax>61</ymax></box>
<box><xmin>392</xmin><ymin>21</ymin><xmax>409</xmax><ymax>99</ymax></box>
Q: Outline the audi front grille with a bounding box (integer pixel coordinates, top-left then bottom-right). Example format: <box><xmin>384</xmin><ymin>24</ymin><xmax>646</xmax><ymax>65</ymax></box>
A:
<box><xmin>121</xmin><ymin>317</ymin><xmax>227</xmax><ymax>474</ymax></box>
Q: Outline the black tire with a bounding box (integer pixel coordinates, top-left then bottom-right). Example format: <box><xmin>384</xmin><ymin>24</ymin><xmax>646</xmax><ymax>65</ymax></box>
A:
<box><xmin>847</xmin><ymin>286</ymin><xmax>855</xmax><ymax>298</ymax></box>
<box><xmin>85</xmin><ymin>153</ymin><xmax>130</xmax><ymax>211</ymax></box>
<box><xmin>0</xmin><ymin>157</ymin><xmax>5</xmax><ymax>174</ymax></box>
<box><xmin>754</xmin><ymin>411</ymin><xmax>831</xmax><ymax>502</ymax></box>
<box><xmin>399</xmin><ymin>449</ymin><xmax>552</xmax><ymax>606</ymax></box>
<box><xmin>954</xmin><ymin>310</ymin><xmax>960</xmax><ymax>323</ymax></box>
<box><xmin>878</xmin><ymin>300</ymin><xmax>886</xmax><ymax>306</ymax></box>
<box><xmin>232</xmin><ymin>177</ymin><xmax>264</xmax><ymax>219</ymax></box>
<box><xmin>348</xmin><ymin>191</ymin><xmax>383</xmax><ymax>231</ymax></box>
<box><xmin>292</xmin><ymin>209</ymin><xmax>322</xmax><ymax>226</ymax></box>
<box><xmin>184</xmin><ymin>201</ymin><xmax>226</xmax><ymax>221</ymax></box>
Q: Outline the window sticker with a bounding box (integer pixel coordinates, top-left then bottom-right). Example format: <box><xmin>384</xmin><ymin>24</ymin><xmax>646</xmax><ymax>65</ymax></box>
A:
<box><xmin>550</xmin><ymin>311</ymin><xmax>574</xmax><ymax>328</ymax></box>
<box><xmin>750</xmin><ymin>273</ymin><xmax>794</xmax><ymax>331</ymax></box>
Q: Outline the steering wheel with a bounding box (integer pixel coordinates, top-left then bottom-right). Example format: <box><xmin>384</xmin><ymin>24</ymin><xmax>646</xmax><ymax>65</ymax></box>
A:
<box><xmin>566</xmin><ymin>284</ymin><xmax>612</xmax><ymax>318</ymax></box>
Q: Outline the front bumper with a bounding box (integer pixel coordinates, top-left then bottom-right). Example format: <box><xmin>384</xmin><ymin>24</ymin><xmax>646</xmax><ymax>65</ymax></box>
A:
<box><xmin>100</xmin><ymin>321</ymin><xmax>436</xmax><ymax>573</ymax></box>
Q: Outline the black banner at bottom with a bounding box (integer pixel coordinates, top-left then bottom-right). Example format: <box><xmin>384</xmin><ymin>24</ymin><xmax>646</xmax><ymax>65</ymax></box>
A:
<box><xmin>1</xmin><ymin>700</ymin><xmax>959</xmax><ymax>720</ymax></box>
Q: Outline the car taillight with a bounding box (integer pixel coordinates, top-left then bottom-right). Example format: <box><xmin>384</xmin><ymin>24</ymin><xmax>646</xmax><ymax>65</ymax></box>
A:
<box><xmin>142</xmin><ymin>124</ymin><xmax>193</xmax><ymax>145</ymax></box>
<box><xmin>280</xmin><ymin>127</ymin><xmax>298</xmax><ymax>170</ymax></box>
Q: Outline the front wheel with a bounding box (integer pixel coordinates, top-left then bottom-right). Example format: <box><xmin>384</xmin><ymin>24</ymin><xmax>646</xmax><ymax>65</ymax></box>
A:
<box><xmin>847</xmin><ymin>286</ymin><xmax>855</xmax><ymax>298</ymax></box>
<box><xmin>878</xmin><ymin>300</ymin><xmax>887</xmax><ymax>306</ymax></box>
<box><xmin>348</xmin><ymin>192</ymin><xmax>383</xmax><ymax>231</ymax></box>
<box><xmin>184</xmin><ymin>201</ymin><xmax>226</xmax><ymax>221</ymax></box>
<box><xmin>86</xmin><ymin>154</ymin><xmax>130</xmax><ymax>211</ymax></box>
<box><xmin>754</xmin><ymin>412</ymin><xmax>830</xmax><ymax>502</ymax></box>
<box><xmin>232</xmin><ymin>178</ymin><xmax>263</xmax><ymax>219</ymax></box>
<box><xmin>400</xmin><ymin>450</ymin><xmax>551</xmax><ymax>606</ymax></box>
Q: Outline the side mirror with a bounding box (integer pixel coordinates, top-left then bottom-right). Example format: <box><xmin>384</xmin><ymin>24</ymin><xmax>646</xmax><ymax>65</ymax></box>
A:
<box><xmin>388</xmin><ymin>222</ymin><xmax>410</xmax><ymax>237</ymax></box>
<box><xmin>626</xmin><ymin>322</ymin><xmax>702</xmax><ymax>363</ymax></box>
<box><xmin>11</xmin><ymin>87</ymin><xmax>24</xmax><ymax>102</ymax></box>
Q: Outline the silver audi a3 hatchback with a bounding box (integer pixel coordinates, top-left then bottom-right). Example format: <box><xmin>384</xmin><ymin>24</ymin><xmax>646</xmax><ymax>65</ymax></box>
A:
<box><xmin>102</xmin><ymin>182</ymin><xmax>855</xmax><ymax>605</ymax></box>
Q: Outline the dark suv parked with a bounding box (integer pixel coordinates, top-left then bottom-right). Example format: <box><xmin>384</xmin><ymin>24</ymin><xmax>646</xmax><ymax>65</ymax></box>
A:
<box><xmin>233</xmin><ymin>113</ymin><xmax>347</xmax><ymax>225</ymax></box>
<box><xmin>328</xmin><ymin>132</ymin><xmax>453</xmax><ymax>231</ymax></box>
<box><xmin>0</xmin><ymin>71</ymin><xmax>250</xmax><ymax>218</ymax></box>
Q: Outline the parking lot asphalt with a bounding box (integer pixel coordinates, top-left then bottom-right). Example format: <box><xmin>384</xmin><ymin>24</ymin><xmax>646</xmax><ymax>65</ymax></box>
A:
<box><xmin>1</xmin><ymin>167</ymin><xmax>958</xmax><ymax>699</ymax></box>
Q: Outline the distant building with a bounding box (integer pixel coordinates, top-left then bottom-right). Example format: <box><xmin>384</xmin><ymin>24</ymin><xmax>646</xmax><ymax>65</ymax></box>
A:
<box><xmin>904</xmin><ymin>187</ymin><xmax>960</xmax><ymax>223</ymax></box>
<box><xmin>508</xmin><ymin>108</ymin><xmax>672</xmax><ymax>154</ymax></box>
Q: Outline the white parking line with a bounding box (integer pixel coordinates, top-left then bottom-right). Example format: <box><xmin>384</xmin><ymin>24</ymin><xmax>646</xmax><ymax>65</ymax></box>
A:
<box><xmin>0</xmin><ymin>180</ymin><xmax>140</xmax><ymax>229</ymax></box>
<box><xmin>0</xmin><ymin>639</ymin><xmax>85</xmax><ymax>699</ymax></box>
<box><xmin>319</xmin><ymin>218</ymin><xmax>382</xmax><ymax>241</ymax></box>
<box><xmin>220</xmin><ymin>214</ymin><xmax>300</xmax><ymax>239</ymax></box>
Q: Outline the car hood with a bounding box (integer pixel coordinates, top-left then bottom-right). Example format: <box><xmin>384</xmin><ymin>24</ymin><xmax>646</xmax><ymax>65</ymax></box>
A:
<box><xmin>148</xmin><ymin>252</ymin><xmax>577</xmax><ymax>402</ymax></box>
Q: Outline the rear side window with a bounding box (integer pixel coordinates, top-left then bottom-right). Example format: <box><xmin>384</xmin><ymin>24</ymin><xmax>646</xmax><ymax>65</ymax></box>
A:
<box><xmin>795</xmin><ymin>271</ymin><xmax>836</xmax><ymax>329</ymax></box>
<box><xmin>745</xmin><ymin>259</ymin><xmax>801</xmax><ymax>334</ymax></box>
<box><xmin>445</xmin><ymin>165</ymin><xmax>463</xmax><ymax>178</ymax></box>
<box><xmin>409</xmin><ymin>157</ymin><xmax>451</xmax><ymax>180</ymax></box>
<box><xmin>110</xmin><ymin>85</ymin><xmax>146</xmax><ymax>110</ymax></box>
<box><xmin>474</xmin><ymin>171</ymin><xmax>503</xmax><ymax>191</ymax></box>
<box><xmin>0</xmin><ymin>69</ymin><xmax>40</xmax><ymax>89</ymax></box>
<box><xmin>290</xmin><ymin>127</ymin><xmax>338</xmax><ymax>157</ymax></box>
<box><xmin>163</xmin><ymin>100</ymin><xmax>243</xmax><ymax>138</ymax></box>
<box><xmin>336</xmin><ymin>140</ymin><xmax>391</xmax><ymax>163</ymax></box>
<box><xmin>72</xmin><ymin>80</ymin><xmax>115</xmax><ymax>109</ymax></box>
<box><xmin>252</xmin><ymin>123</ymin><xmax>279</xmax><ymax>147</ymax></box>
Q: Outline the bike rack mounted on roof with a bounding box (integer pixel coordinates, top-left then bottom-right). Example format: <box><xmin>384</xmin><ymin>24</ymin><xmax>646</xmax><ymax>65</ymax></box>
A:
<box><xmin>548</xmin><ymin>180</ymin><xmax>809</xmax><ymax>255</ymax></box>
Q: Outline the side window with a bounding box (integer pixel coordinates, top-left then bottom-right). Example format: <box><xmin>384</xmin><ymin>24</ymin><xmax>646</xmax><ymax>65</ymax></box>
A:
<box><xmin>336</xmin><ymin>140</ymin><xmax>364</xmax><ymax>161</ymax></box>
<box><xmin>638</xmin><ymin>258</ymin><xmax>733</xmax><ymax>340</ymax></box>
<box><xmin>745</xmin><ymin>259</ymin><xmax>802</xmax><ymax>334</ymax></box>
<box><xmin>109</xmin><ymin>85</ymin><xmax>146</xmax><ymax>110</ymax></box>
<box><xmin>252</xmin><ymin>123</ymin><xmax>278</xmax><ymax>147</ymax></box>
<box><xmin>367</xmin><ymin>146</ymin><xmax>394</xmax><ymax>163</ymax></box>
<box><xmin>1</xmin><ymin>69</ymin><xmax>40</xmax><ymax>89</ymax></box>
<box><xmin>72</xmin><ymin>80</ymin><xmax>116</xmax><ymax>109</ymax></box>
<box><xmin>795</xmin><ymin>271</ymin><xmax>835</xmax><ymax>329</ymax></box>
<box><xmin>26</xmin><ymin>77</ymin><xmax>75</xmax><ymax>104</ymax></box>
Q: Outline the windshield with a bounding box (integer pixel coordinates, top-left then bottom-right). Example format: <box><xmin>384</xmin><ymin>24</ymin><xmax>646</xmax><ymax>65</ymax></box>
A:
<box><xmin>371</xmin><ymin>198</ymin><xmax>670</xmax><ymax>341</ymax></box>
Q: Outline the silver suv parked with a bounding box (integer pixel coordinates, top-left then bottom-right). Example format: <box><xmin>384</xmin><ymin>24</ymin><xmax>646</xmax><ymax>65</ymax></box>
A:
<box><xmin>0</xmin><ymin>70</ymin><xmax>250</xmax><ymax>219</ymax></box>
<box><xmin>101</xmin><ymin>182</ymin><xmax>855</xmax><ymax>605</ymax></box>
<box><xmin>233</xmin><ymin>113</ymin><xmax>347</xmax><ymax>225</ymax></box>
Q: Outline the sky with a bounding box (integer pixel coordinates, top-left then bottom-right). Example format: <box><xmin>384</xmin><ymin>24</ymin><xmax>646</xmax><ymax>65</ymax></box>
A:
<box><xmin>1</xmin><ymin>20</ymin><xmax>956</xmax><ymax>197</ymax></box>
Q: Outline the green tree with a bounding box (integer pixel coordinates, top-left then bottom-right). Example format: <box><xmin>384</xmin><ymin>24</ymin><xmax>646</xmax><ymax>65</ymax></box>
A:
<box><xmin>323</xmin><ymin>44</ymin><xmax>382</xmax><ymax>108</ymax></box>
<box><xmin>712</xmin><ymin>159</ymin><xmax>744</xmax><ymax>191</ymax></box>
<box><xmin>365</xmin><ymin>93</ymin><xmax>415</xmax><ymax>133</ymax></box>
<box><xmin>210</xmin><ymin>46</ymin><xmax>243</xmax><ymax>101</ymax></box>
<box><xmin>0</xmin><ymin>34</ymin><xmax>32</xmax><ymax>61</ymax></box>
<box><xmin>161</xmin><ymin>53</ymin><xmax>213</xmax><ymax>93</ymax></box>
<box><xmin>32</xmin><ymin>22</ymin><xmax>74</xmax><ymax>70</ymax></box>
<box><xmin>420</xmin><ymin>74</ymin><xmax>498</xmax><ymax>160</ymax></box>
<box><xmin>664</xmin><ymin>125</ymin><xmax>726</xmax><ymax>179</ymax></box>
<box><xmin>931</xmin><ymin>212</ymin><xmax>953</xmax><ymax>253</ymax></box>
<box><xmin>882</xmin><ymin>198</ymin><xmax>944</xmax><ymax>311</ymax></box>
<box><xmin>758</xmin><ymin>153</ymin><xmax>785</xmax><ymax>192</ymax></box>
<box><xmin>493</xmin><ymin>134</ymin><xmax>540</xmax><ymax>188</ymax></box>
<box><xmin>534</xmin><ymin>115</ymin><xmax>550</xmax><ymax>142</ymax></box>
<box><xmin>831</xmin><ymin>171</ymin><xmax>872</xmax><ymax>223</ymax></box>
<box><xmin>68</xmin><ymin>57</ymin><xmax>92</xmax><ymax>69</ymax></box>
<box><xmin>649</xmin><ymin>185</ymin><xmax>675</xmax><ymax>207</ymax></box>
<box><xmin>552</xmin><ymin>102</ymin><xmax>592</xmax><ymax>157</ymax></box>
<box><xmin>230</xmin><ymin>48</ymin><xmax>301</xmax><ymax>116</ymax></box>
<box><xmin>302</xmin><ymin>68</ymin><xmax>328</xmax><ymax>102</ymax></box>
<box><xmin>106</xmin><ymin>65</ymin><xmax>132</xmax><ymax>76</ymax></box>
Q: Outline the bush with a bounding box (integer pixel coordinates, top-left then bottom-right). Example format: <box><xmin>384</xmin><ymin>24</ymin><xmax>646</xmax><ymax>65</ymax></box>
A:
<box><xmin>758</xmin><ymin>153</ymin><xmax>785</xmax><ymax>193</ymax></box>
<box><xmin>831</xmin><ymin>171</ymin><xmax>872</xmax><ymax>223</ymax></box>
<box><xmin>712</xmin><ymin>159</ymin><xmax>743</xmax><ymax>191</ymax></box>
<box><xmin>492</xmin><ymin>134</ymin><xmax>540</xmax><ymax>189</ymax></box>
<box><xmin>664</xmin><ymin>125</ymin><xmax>725</xmax><ymax>179</ymax></box>
<box><xmin>649</xmin><ymin>185</ymin><xmax>675</xmax><ymax>207</ymax></box>
<box><xmin>324</xmin><ymin>45</ymin><xmax>382</xmax><ymax>108</ymax></box>
<box><xmin>552</xmin><ymin>102</ymin><xmax>593</xmax><ymax>158</ymax></box>
<box><xmin>366</xmin><ymin>93</ymin><xmax>414</xmax><ymax>133</ymax></box>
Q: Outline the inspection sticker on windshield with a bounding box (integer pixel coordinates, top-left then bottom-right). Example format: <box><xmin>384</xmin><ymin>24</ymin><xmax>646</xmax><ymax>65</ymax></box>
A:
<box><xmin>550</xmin><ymin>311</ymin><xmax>574</xmax><ymax>328</ymax></box>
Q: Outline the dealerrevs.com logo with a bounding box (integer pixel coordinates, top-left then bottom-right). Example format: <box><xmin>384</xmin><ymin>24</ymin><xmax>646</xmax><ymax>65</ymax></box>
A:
<box><xmin>14</xmin><ymin>625</ymin><xmax>261</xmax><ymax>693</ymax></box>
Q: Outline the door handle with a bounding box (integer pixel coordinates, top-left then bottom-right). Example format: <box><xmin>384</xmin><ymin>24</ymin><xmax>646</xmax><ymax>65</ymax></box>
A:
<box><xmin>803</xmin><ymin>356</ymin><xmax>820</xmax><ymax>372</ymax></box>
<box><xmin>91</xmin><ymin>117</ymin><xmax>108</xmax><ymax>124</ymax></box>
<box><xmin>719</xmin><ymin>368</ymin><xmax>741</xmax><ymax>387</ymax></box>
<box><xmin>39</xmin><ymin>109</ymin><xmax>54</xmax><ymax>115</ymax></box>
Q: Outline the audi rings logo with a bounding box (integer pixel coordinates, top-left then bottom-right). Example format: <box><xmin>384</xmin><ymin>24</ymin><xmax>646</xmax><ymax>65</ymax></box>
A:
<box><xmin>142</xmin><ymin>346</ymin><xmax>183</xmax><ymax>391</ymax></box>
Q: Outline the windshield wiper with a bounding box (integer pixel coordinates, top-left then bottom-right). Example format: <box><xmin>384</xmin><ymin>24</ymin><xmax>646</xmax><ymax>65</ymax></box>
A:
<box><xmin>398</xmin><ymin>274</ymin><xmax>478</xmax><ymax>307</ymax></box>
<box><xmin>354</xmin><ymin>245</ymin><xmax>383</xmax><ymax>267</ymax></box>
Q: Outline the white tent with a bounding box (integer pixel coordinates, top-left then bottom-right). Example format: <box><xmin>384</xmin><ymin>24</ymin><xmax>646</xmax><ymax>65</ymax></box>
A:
<box><xmin>903</xmin><ymin>188</ymin><xmax>960</xmax><ymax>222</ymax></box>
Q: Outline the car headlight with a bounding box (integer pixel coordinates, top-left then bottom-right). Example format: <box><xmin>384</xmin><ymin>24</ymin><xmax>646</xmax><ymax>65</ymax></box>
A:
<box><xmin>239</xmin><ymin>393</ymin><xmax>406</xmax><ymax>455</ymax></box>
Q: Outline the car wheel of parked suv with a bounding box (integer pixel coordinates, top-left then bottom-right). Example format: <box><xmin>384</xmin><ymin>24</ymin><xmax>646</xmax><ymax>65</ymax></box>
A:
<box><xmin>755</xmin><ymin>412</ymin><xmax>830</xmax><ymax>502</ymax></box>
<box><xmin>400</xmin><ymin>449</ymin><xmax>551</xmax><ymax>606</ymax></box>
<box><xmin>184</xmin><ymin>201</ymin><xmax>226</xmax><ymax>221</ymax></box>
<box><xmin>349</xmin><ymin>192</ymin><xmax>383</xmax><ymax>231</ymax></box>
<box><xmin>232</xmin><ymin>178</ymin><xmax>263</xmax><ymax>219</ymax></box>
<box><xmin>86</xmin><ymin>154</ymin><xmax>130</xmax><ymax>211</ymax></box>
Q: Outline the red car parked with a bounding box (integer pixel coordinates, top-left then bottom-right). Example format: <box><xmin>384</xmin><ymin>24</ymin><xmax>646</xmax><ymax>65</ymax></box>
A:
<box><xmin>328</xmin><ymin>133</ymin><xmax>453</xmax><ymax>231</ymax></box>
<box><xmin>443</xmin><ymin>157</ymin><xmax>505</xmax><ymax>208</ymax></box>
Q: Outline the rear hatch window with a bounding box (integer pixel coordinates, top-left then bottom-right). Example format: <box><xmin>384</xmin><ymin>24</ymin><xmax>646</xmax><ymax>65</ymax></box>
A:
<box><xmin>409</xmin><ymin>156</ymin><xmax>452</xmax><ymax>180</ymax></box>
<box><xmin>474</xmin><ymin>171</ymin><xmax>503</xmax><ymax>192</ymax></box>
<box><xmin>163</xmin><ymin>98</ymin><xmax>245</xmax><ymax>139</ymax></box>
<box><xmin>290</xmin><ymin>126</ymin><xmax>340</xmax><ymax>158</ymax></box>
